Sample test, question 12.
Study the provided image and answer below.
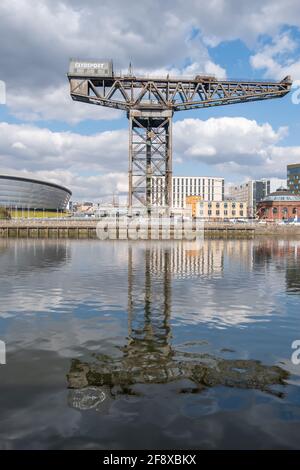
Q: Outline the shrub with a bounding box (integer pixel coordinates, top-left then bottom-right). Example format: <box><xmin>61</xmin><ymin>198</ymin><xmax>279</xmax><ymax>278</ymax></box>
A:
<box><xmin>0</xmin><ymin>207</ymin><xmax>11</xmax><ymax>219</ymax></box>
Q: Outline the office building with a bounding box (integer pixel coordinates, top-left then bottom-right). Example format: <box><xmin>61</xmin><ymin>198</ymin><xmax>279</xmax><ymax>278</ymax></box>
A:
<box><xmin>151</xmin><ymin>176</ymin><xmax>224</xmax><ymax>208</ymax></box>
<box><xmin>227</xmin><ymin>178</ymin><xmax>286</xmax><ymax>217</ymax></box>
<box><xmin>287</xmin><ymin>163</ymin><xmax>300</xmax><ymax>195</ymax></box>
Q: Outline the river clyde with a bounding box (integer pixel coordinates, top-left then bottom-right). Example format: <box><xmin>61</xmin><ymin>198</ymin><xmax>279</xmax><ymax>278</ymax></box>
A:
<box><xmin>0</xmin><ymin>238</ymin><xmax>300</xmax><ymax>449</ymax></box>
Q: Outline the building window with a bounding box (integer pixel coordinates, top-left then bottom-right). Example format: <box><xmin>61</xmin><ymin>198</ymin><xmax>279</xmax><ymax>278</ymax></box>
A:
<box><xmin>232</xmin><ymin>210</ymin><xmax>236</xmax><ymax>216</ymax></box>
<box><xmin>216</xmin><ymin>210</ymin><xmax>220</xmax><ymax>216</ymax></box>
<box><xmin>208</xmin><ymin>210</ymin><xmax>212</xmax><ymax>215</ymax></box>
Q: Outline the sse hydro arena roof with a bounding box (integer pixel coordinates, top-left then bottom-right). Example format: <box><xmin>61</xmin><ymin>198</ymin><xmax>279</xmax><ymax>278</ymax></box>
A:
<box><xmin>0</xmin><ymin>175</ymin><xmax>72</xmax><ymax>210</ymax></box>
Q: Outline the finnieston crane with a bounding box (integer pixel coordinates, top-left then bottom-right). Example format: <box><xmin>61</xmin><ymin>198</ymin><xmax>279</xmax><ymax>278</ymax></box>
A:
<box><xmin>67</xmin><ymin>59</ymin><xmax>292</xmax><ymax>212</ymax></box>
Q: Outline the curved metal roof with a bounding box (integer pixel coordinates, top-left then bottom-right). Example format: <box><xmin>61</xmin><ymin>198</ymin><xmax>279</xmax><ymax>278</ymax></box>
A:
<box><xmin>263</xmin><ymin>189</ymin><xmax>300</xmax><ymax>202</ymax></box>
<box><xmin>0</xmin><ymin>174</ymin><xmax>72</xmax><ymax>195</ymax></box>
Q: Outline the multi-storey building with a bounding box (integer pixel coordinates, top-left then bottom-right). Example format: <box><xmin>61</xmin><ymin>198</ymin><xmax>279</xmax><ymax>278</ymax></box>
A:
<box><xmin>227</xmin><ymin>178</ymin><xmax>286</xmax><ymax>217</ymax></box>
<box><xmin>186</xmin><ymin>198</ymin><xmax>248</xmax><ymax>220</ymax></box>
<box><xmin>151</xmin><ymin>176</ymin><xmax>224</xmax><ymax>208</ymax></box>
<box><xmin>287</xmin><ymin>163</ymin><xmax>300</xmax><ymax>195</ymax></box>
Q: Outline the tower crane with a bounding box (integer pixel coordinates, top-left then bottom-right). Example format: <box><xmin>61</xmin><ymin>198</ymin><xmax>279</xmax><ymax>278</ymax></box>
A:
<box><xmin>68</xmin><ymin>59</ymin><xmax>292</xmax><ymax>212</ymax></box>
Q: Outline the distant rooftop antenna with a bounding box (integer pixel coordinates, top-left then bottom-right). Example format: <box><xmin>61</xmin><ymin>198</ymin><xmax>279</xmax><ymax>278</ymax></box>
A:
<box><xmin>112</xmin><ymin>191</ymin><xmax>119</xmax><ymax>207</ymax></box>
<box><xmin>128</xmin><ymin>62</ymin><xmax>133</xmax><ymax>76</ymax></box>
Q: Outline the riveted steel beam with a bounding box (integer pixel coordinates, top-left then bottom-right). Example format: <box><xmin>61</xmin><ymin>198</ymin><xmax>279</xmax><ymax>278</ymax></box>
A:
<box><xmin>68</xmin><ymin>70</ymin><xmax>292</xmax><ymax>210</ymax></box>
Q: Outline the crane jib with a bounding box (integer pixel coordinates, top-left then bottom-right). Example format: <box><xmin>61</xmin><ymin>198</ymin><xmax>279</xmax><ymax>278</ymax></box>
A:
<box><xmin>68</xmin><ymin>61</ymin><xmax>292</xmax><ymax>210</ymax></box>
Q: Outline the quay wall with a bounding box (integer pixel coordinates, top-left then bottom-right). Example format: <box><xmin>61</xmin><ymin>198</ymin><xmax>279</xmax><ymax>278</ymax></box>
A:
<box><xmin>0</xmin><ymin>220</ymin><xmax>256</xmax><ymax>239</ymax></box>
<box><xmin>1</xmin><ymin>220</ymin><xmax>300</xmax><ymax>239</ymax></box>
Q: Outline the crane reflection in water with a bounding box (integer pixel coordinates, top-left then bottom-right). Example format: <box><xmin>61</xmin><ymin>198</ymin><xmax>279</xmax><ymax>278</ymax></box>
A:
<box><xmin>67</xmin><ymin>240</ymin><xmax>289</xmax><ymax>412</ymax></box>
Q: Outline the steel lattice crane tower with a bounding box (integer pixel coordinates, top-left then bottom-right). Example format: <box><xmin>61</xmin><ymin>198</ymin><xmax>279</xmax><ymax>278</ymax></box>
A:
<box><xmin>68</xmin><ymin>59</ymin><xmax>292</xmax><ymax>212</ymax></box>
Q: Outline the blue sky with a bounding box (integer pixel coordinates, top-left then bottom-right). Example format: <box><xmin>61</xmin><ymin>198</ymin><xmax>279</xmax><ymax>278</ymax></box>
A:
<box><xmin>0</xmin><ymin>0</ymin><xmax>300</xmax><ymax>200</ymax></box>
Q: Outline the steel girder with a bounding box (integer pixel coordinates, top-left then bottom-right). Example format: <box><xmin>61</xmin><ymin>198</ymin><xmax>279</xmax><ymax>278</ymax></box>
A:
<box><xmin>68</xmin><ymin>75</ymin><xmax>292</xmax><ymax>112</ymax></box>
<box><xmin>128</xmin><ymin>110</ymin><xmax>172</xmax><ymax>210</ymax></box>
<box><xmin>68</xmin><ymin>73</ymin><xmax>292</xmax><ymax>210</ymax></box>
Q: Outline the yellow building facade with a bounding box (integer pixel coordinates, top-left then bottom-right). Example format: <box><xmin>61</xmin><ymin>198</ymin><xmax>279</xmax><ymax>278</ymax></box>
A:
<box><xmin>185</xmin><ymin>195</ymin><xmax>203</xmax><ymax>217</ymax></box>
<box><xmin>186</xmin><ymin>197</ymin><xmax>248</xmax><ymax>220</ymax></box>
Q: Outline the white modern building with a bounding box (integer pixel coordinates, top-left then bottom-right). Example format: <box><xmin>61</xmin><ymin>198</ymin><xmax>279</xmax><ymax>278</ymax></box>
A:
<box><xmin>152</xmin><ymin>176</ymin><xmax>224</xmax><ymax>208</ymax></box>
<box><xmin>227</xmin><ymin>178</ymin><xmax>287</xmax><ymax>217</ymax></box>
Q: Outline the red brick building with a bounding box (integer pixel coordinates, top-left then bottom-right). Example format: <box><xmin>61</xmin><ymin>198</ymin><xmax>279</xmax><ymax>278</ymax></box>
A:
<box><xmin>257</xmin><ymin>188</ymin><xmax>300</xmax><ymax>221</ymax></box>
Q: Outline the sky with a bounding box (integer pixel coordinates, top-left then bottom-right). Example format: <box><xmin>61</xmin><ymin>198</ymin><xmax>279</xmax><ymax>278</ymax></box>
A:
<box><xmin>0</xmin><ymin>0</ymin><xmax>300</xmax><ymax>201</ymax></box>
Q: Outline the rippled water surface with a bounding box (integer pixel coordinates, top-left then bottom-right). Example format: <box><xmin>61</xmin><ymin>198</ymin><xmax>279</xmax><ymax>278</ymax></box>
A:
<box><xmin>0</xmin><ymin>238</ymin><xmax>300</xmax><ymax>449</ymax></box>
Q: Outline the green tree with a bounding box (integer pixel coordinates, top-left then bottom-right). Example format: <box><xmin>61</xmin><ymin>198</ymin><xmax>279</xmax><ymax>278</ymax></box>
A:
<box><xmin>0</xmin><ymin>206</ymin><xmax>11</xmax><ymax>219</ymax></box>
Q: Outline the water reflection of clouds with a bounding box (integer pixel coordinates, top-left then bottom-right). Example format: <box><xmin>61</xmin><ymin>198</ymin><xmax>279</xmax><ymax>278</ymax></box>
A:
<box><xmin>1</xmin><ymin>238</ymin><xmax>300</xmax><ymax>449</ymax></box>
<box><xmin>0</xmin><ymin>239</ymin><xmax>129</xmax><ymax>317</ymax></box>
<box><xmin>0</xmin><ymin>239</ymin><xmax>299</xmax><ymax>330</ymax></box>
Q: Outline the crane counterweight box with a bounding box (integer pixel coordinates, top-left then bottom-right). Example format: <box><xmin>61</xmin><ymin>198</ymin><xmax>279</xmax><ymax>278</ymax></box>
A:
<box><xmin>69</xmin><ymin>59</ymin><xmax>113</xmax><ymax>77</ymax></box>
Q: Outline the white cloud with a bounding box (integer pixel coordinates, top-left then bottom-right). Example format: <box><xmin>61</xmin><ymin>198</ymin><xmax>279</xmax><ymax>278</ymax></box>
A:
<box><xmin>250</xmin><ymin>32</ymin><xmax>300</xmax><ymax>80</ymax></box>
<box><xmin>189</xmin><ymin>0</ymin><xmax>300</xmax><ymax>46</ymax></box>
<box><xmin>0</xmin><ymin>0</ymin><xmax>226</xmax><ymax>123</ymax></box>
<box><xmin>174</xmin><ymin>117</ymin><xmax>288</xmax><ymax>166</ymax></box>
<box><xmin>1</xmin><ymin>0</ymin><xmax>300</xmax><ymax>122</ymax></box>
<box><xmin>0</xmin><ymin>117</ymin><xmax>299</xmax><ymax>200</ymax></box>
<box><xmin>7</xmin><ymin>85</ymin><xmax>122</xmax><ymax>124</ymax></box>
<box><xmin>0</xmin><ymin>122</ymin><xmax>127</xmax><ymax>171</ymax></box>
<box><xmin>42</xmin><ymin>171</ymin><xmax>128</xmax><ymax>200</ymax></box>
<box><xmin>0</xmin><ymin>121</ymin><xmax>128</xmax><ymax>200</ymax></box>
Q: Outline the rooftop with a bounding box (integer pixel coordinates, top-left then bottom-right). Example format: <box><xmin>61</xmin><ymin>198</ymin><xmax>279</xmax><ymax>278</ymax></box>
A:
<box><xmin>263</xmin><ymin>187</ymin><xmax>300</xmax><ymax>202</ymax></box>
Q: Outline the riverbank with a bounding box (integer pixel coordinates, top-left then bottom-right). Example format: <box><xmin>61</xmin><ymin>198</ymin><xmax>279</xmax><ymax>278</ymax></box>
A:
<box><xmin>0</xmin><ymin>219</ymin><xmax>253</xmax><ymax>239</ymax></box>
<box><xmin>1</xmin><ymin>219</ymin><xmax>300</xmax><ymax>239</ymax></box>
